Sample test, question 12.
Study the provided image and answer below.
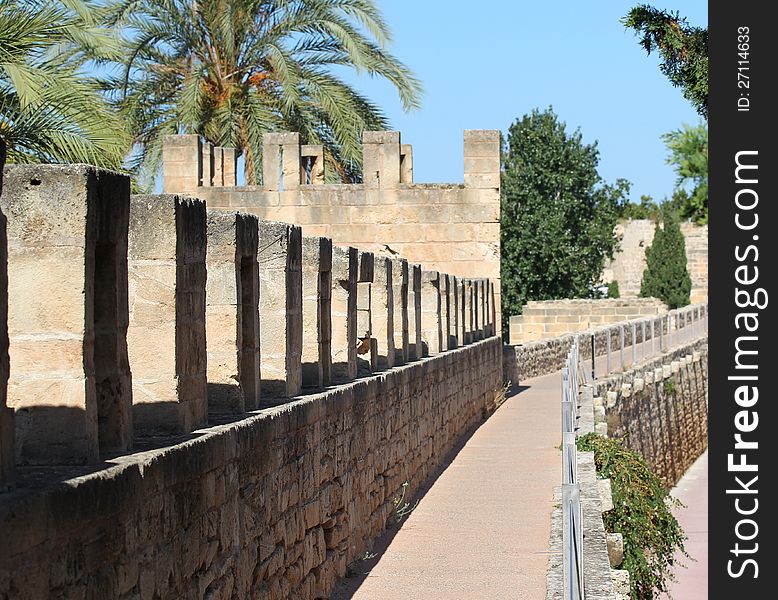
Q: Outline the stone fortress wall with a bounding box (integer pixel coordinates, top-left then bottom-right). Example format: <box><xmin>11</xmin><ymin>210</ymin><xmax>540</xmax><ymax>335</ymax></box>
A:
<box><xmin>603</xmin><ymin>219</ymin><xmax>708</xmax><ymax>304</ymax></box>
<box><xmin>163</xmin><ymin>130</ymin><xmax>502</xmax><ymax>330</ymax></box>
<box><xmin>508</xmin><ymin>298</ymin><xmax>668</xmax><ymax>344</ymax></box>
<box><xmin>0</xmin><ymin>154</ymin><xmax>501</xmax><ymax>599</ymax></box>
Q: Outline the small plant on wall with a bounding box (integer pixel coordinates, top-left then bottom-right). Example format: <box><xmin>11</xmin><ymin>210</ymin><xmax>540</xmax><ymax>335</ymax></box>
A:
<box><xmin>577</xmin><ymin>432</ymin><xmax>687</xmax><ymax>599</ymax></box>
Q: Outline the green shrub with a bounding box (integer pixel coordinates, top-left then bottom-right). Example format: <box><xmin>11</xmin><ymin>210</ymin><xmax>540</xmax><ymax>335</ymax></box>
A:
<box><xmin>607</xmin><ymin>280</ymin><xmax>620</xmax><ymax>298</ymax></box>
<box><xmin>577</xmin><ymin>433</ymin><xmax>686</xmax><ymax>599</ymax></box>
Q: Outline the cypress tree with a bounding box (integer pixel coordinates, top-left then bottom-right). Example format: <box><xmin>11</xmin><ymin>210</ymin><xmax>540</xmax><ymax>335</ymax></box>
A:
<box><xmin>639</xmin><ymin>209</ymin><xmax>691</xmax><ymax>308</ymax></box>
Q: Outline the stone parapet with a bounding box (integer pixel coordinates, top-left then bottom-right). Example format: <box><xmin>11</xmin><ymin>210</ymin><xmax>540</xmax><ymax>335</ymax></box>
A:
<box><xmin>0</xmin><ymin>338</ymin><xmax>503</xmax><ymax>599</ymax></box>
<box><xmin>129</xmin><ymin>194</ymin><xmax>208</xmax><ymax>434</ymax></box>
<box><xmin>3</xmin><ymin>165</ymin><xmax>133</xmax><ymax>464</ymax></box>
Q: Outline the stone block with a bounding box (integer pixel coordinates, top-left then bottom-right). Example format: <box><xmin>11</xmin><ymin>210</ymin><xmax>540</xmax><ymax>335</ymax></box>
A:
<box><xmin>263</xmin><ymin>132</ymin><xmax>301</xmax><ymax>191</ymax></box>
<box><xmin>129</xmin><ymin>194</ymin><xmax>207</xmax><ymax>433</ymax></box>
<box><xmin>162</xmin><ymin>135</ymin><xmax>201</xmax><ymax>194</ymax></box>
<box><xmin>258</xmin><ymin>220</ymin><xmax>303</xmax><ymax>398</ymax></box>
<box><xmin>331</xmin><ymin>246</ymin><xmax>358</xmax><ymax>382</ymax></box>
<box><xmin>301</xmin><ymin>236</ymin><xmax>333</xmax><ymax>388</ymax></box>
<box><xmin>371</xmin><ymin>257</ymin><xmax>395</xmax><ymax>369</ymax></box>
<box><xmin>390</xmin><ymin>258</ymin><xmax>409</xmax><ymax>364</ymax></box>
<box><xmin>407</xmin><ymin>264</ymin><xmax>422</xmax><ymax>360</ymax></box>
<box><xmin>607</xmin><ymin>533</ymin><xmax>624</xmax><ymax>568</ymax></box>
<box><xmin>3</xmin><ymin>164</ymin><xmax>133</xmax><ymax>464</ymax></box>
<box><xmin>206</xmin><ymin>211</ymin><xmax>260</xmax><ymax>413</ymax></box>
<box><xmin>362</xmin><ymin>131</ymin><xmax>401</xmax><ymax>189</ymax></box>
<box><xmin>420</xmin><ymin>271</ymin><xmax>441</xmax><ymax>356</ymax></box>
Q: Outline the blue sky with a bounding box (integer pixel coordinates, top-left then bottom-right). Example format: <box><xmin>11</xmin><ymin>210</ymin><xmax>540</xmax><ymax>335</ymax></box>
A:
<box><xmin>338</xmin><ymin>0</ymin><xmax>707</xmax><ymax>203</ymax></box>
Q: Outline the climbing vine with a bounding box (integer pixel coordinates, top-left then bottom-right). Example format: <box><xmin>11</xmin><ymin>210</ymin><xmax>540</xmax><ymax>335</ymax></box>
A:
<box><xmin>577</xmin><ymin>433</ymin><xmax>686</xmax><ymax>599</ymax></box>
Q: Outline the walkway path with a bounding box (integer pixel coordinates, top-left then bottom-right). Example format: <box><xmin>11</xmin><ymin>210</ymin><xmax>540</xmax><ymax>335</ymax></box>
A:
<box><xmin>660</xmin><ymin>450</ymin><xmax>708</xmax><ymax>600</ymax></box>
<box><xmin>330</xmin><ymin>332</ymin><xmax>702</xmax><ymax>600</ymax></box>
<box><xmin>331</xmin><ymin>370</ymin><xmax>563</xmax><ymax>600</ymax></box>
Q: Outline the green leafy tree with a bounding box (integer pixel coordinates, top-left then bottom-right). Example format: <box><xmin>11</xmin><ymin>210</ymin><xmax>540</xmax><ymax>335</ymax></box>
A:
<box><xmin>102</xmin><ymin>0</ymin><xmax>423</xmax><ymax>187</ymax></box>
<box><xmin>501</xmin><ymin>107</ymin><xmax>629</xmax><ymax>331</ymax></box>
<box><xmin>640</xmin><ymin>207</ymin><xmax>691</xmax><ymax>308</ymax></box>
<box><xmin>0</xmin><ymin>0</ymin><xmax>129</xmax><ymax>168</ymax></box>
<box><xmin>621</xmin><ymin>194</ymin><xmax>663</xmax><ymax>221</ymax></box>
<box><xmin>662</xmin><ymin>122</ymin><xmax>707</xmax><ymax>224</ymax></box>
<box><xmin>623</xmin><ymin>5</ymin><xmax>708</xmax><ymax>118</ymax></box>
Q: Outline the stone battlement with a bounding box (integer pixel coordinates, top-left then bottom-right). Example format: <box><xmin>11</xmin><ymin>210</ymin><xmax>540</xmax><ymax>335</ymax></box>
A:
<box><xmin>161</xmin><ymin>130</ymin><xmax>502</xmax><ymax>330</ymax></box>
<box><xmin>0</xmin><ymin>161</ymin><xmax>497</xmax><ymax>481</ymax></box>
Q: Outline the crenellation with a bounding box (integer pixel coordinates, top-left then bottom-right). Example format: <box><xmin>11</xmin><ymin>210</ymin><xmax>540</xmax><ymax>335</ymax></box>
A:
<box><xmin>420</xmin><ymin>271</ymin><xmax>441</xmax><ymax>356</ymax></box>
<box><xmin>129</xmin><ymin>194</ymin><xmax>208</xmax><ymax>434</ymax></box>
<box><xmin>258</xmin><ymin>220</ymin><xmax>303</xmax><ymax>398</ymax></box>
<box><xmin>371</xmin><ymin>256</ymin><xmax>395</xmax><ymax>369</ymax></box>
<box><xmin>205</xmin><ymin>211</ymin><xmax>260</xmax><ymax>413</ymax></box>
<box><xmin>301</xmin><ymin>236</ymin><xmax>333</xmax><ymax>389</ymax></box>
<box><xmin>158</xmin><ymin>130</ymin><xmax>502</xmax><ymax>326</ymax></box>
<box><xmin>3</xmin><ymin>164</ymin><xmax>133</xmax><ymax>464</ymax></box>
<box><xmin>330</xmin><ymin>245</ymin><xmax>358</xmax><ymax>382</ymax></box>
<box><xmin>390</xmin><ymin>258</ymin><xmax>409</xmax><ymax>364</ymax></box>
<box><xmin>407</xmin><ymin>264</ymin><xmax>423</xmax><ymax>361</ymax></box>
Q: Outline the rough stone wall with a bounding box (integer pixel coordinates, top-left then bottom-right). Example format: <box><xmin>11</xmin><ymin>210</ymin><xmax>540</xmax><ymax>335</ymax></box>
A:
<box><xmin>504</xmin><ymin>304</ymin><xmax>706</xmax><ymax>383</ymax></box>
<box><xmin>509</xmin><ymin>298</ymin><xmax>667</xmax><ymax>344</ymax></box>
<box><xmin>161</xmin><ymin>130</ymin><xmax>502</xmax><ymax>330</ymax></box>
<box><xmin>0</xmin><ymin>147</ymin><xmax>12</xmax><ymax>491</ymax></box>
<box><xmin>0</xmin><ymin>338</ymin><xmax>502</xmax><ymax>600</ymax></box>
<box><xmin>595</xmin><ymin>342</ymin><xmax>708</xmax><ymax>488</ymax></box>
<box><xmin>602</xmin><ymin>219</ymin><xmax>708</xmax><ymax>303</ymax></box>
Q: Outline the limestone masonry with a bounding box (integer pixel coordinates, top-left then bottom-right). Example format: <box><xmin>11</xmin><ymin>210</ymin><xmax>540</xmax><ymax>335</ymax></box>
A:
<box><xmin>603</xmin><ymin>219</ymin><xmax>708</xmax><ymax>304</ymax></box>
<box><xmin>0</xmin><ymin>147</ymin><xmax>501</xmax><ymax>599</ymax></box>
<box><xmin>162</xmin><ymin>130</ymin><xmax>502</xmax><ymax>330</ymax></box>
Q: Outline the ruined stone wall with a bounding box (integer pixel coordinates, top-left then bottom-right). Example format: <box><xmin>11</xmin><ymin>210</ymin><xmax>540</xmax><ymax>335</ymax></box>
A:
<box><xmin>508</xmin><ymin>298</ymin><xmax>667</xmax><ymax>344</ymax></box>
<box><xmin>162</xmin><ymin>130</ymin><xmax>502</xmax><ymax>330</ymax></box>
<box><xmin>594</xmin><ymin>341</ymin><xmax>708</xmax><ymax>488</ymax></box>
<box><xmin>602</xmin><ymin>219</ymin><xmax>708</xmax><ymax>303</ymax></box>
<box><xmin>0</xmin><ymin>338</ymin><xmax>501</xmax><ymax>600</ymax></box>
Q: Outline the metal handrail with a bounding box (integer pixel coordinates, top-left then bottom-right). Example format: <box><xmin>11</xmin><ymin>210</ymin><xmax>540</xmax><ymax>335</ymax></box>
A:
<box><xmin>562</xmin><ymin>337</ymin><xmax>585</xmax><ymax>600</ymax></box>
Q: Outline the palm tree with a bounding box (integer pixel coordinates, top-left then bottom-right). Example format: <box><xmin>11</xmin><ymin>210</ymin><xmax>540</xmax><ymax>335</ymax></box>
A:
<box><xmin>104</xmin><ymin>0</ymin><xmax>423</xmax><ymax>186</ymax></box>
<box><xmin>0</xmin><ymin>0</ymin><xmax>129</xmax><ymax>168</ymax></box>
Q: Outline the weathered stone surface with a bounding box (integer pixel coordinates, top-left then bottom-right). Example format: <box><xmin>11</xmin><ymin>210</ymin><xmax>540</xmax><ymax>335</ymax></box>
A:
<box><xmin>330</xmin><ymin>246</ymin><xmax>357</xmax><ymax>382</ymax></box>
<box><xmin>129</xmin><ymin>194</ymin><xmax>208</xmax><ymax>434</ymax></box>
<box><xmin>158</xmin><ymin>131</ymin><xmax>503</xmax><ymax>328</ymax></box>
<box><xmin>0</xmin><ymin>338</ymin><xmax>503</xmax><ymax>599</ymax></box>
<box><xmin>206</xmin><ymin>211</ymin><xmax>260</xmax><ymax>413</ymax></box>
<box><xmin>301</xmin><ymin>236</ymin><xmax>332</xmax><ymax>389</ymax></box>
<box><xmin>420</xmin><ymin>271</ymin><xmax>441</xmax><ymax>356</ymax></box>
<box><xmin>258</xmin><ymin>221</ymin><xmax>303</xmax><ymax>399</ymax></box>
<box><xmin>0</xmin><ymin>149</ymin><xmax>12</xmax><ymax>489</ymax></box>
<box><xmin>3</xmin><ymin>164</ymin><xmax>133</xmax><ymax>464</ymax></box>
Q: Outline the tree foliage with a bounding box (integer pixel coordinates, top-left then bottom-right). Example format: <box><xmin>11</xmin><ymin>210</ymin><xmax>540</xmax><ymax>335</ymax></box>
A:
<box><xmin>101</xmin><ymin>0</ymin><xmax>423</xmax><ymax>188</ymax></box>
<box><xmin>662</xmin><ymin>121</ymin><xmax>707</xmax><ymax>224</ymax></box>
<box><xmin>640</xmin><ymin>207</ymin><xmax>691</xmax><ymax>308</ymax></box>
<box><xmin>501</xmin><ymin>107</ymin><xmax>628</xmax><ymax>329</ymax></box>
<box><xmin>621</xmin><ymin>194</ymin><xmax>663</xmax><ymax>221</ymax></box>
<box><xmin>0</xmin><ymin>0</ymin><xmax>129</xmax><ymax>168</ymax></box>
<box><xmin>578</xmin><ymin>433</ymin><xmax>686</xmax><ymax>599</ymax></box>
<box><xmin>623</xmin><ymin>5</ymin><xmax>708</xmax><ymax>118</ymax></box>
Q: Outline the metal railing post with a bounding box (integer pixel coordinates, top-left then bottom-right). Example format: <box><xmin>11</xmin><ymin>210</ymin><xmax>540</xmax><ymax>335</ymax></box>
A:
<box><xmin>651</xmin><ymin>319</ymin><xmax>656</xmax><ymax>356</ymax></box>
<box><xmin>591</xmin><ymin>334</ymin><xmax>596</xmax><ymax>381</ymax></box>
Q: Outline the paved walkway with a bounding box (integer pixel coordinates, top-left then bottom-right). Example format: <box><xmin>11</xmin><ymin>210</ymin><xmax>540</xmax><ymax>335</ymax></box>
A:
<box><xmin>331</xmin><ymin>370</ymin><xmax>563</xmax><ymax>600</ymax></box>
<box><xmin>330</xmin><ymin>333</ymin><xmax>702</xmax><ymax>600</ymax></box>
<box><xmin>660</xmin><ymin>450</ymin><xmax>708</xmax><ymax>600</ymax></box>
